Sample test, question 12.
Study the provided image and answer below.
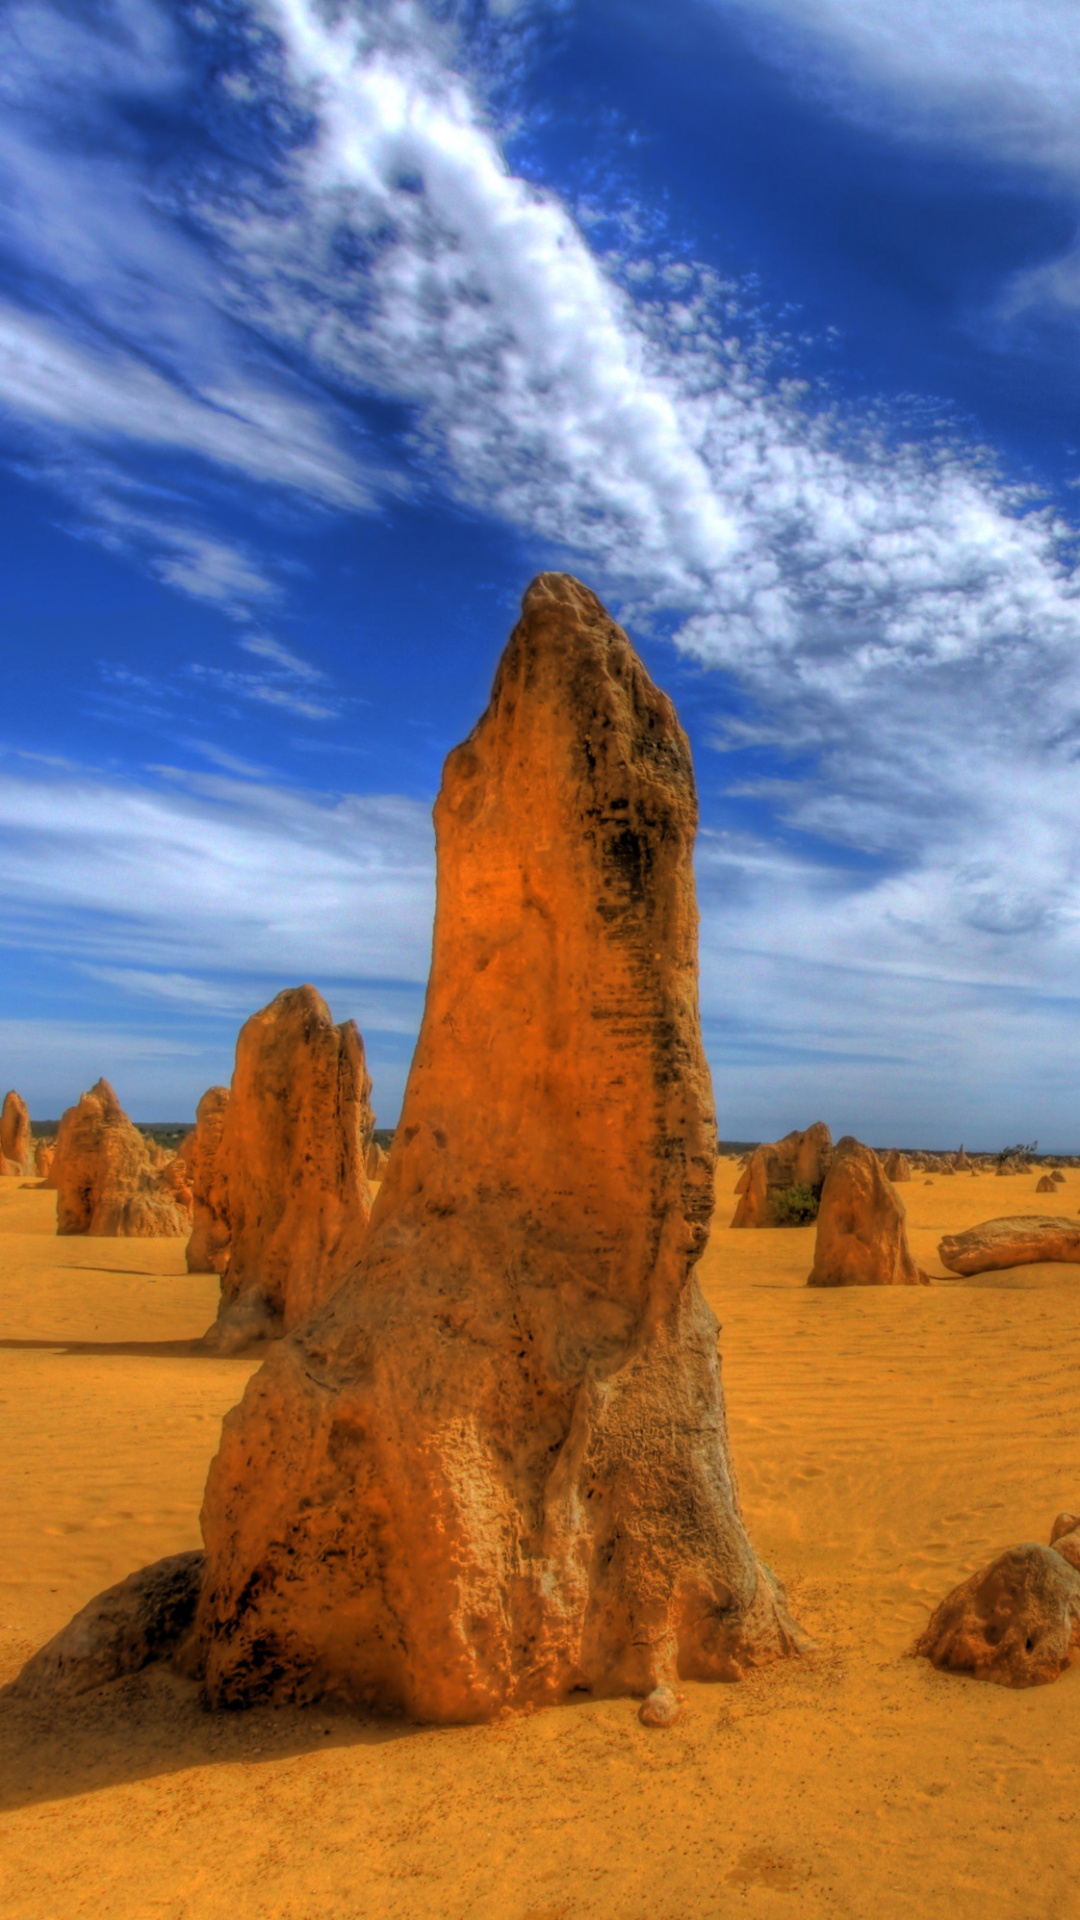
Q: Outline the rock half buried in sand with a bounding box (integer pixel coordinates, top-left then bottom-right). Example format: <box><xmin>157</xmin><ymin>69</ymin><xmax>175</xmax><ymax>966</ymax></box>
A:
<box><xmin>730</xmin><ymin>1123</ymin><xmax>832</xmax><ymax>1227</ymax></box>
<box><xmin>0</xmin><ymin>1090</ymin><xmax>31</xmax><ymax>1175</ymax></box>
<box><xmin>1050</xmin><ymin>1513</ymin><xmax>1080</xmax><ymax>1571</ymax></box>
<box><xmin>883</xmin><ymin>1150</ymin><xmax>911</xmax><ymax>1182</ymax></box>
<box><xmin>912</xmin><ymin>1537</ymin><xmax>1080</xmax><ymax>1687</ymax></box>
<box><xmin>201</xmin><ymin>988</ymin><xmax>374</xmax><ymax>1354</ymax></box>
<box><xmin>1036</xmin><ymin>1175</ymin><xmax>1057</xmax><ymax>1194</ymax></box>
<box><xmin>181</xmin><ymin>1086</ymin><xmax>232</xmax><ymax>1276</ymax></box>
<box><xmin>638</xmin><ymin>1684</ymin><xmax>683</xmax><ymax>1727</ymax></box>
<box><xmin>807</xmin><ymin>1136</ymin><xmax>928</xmax><ymax>1287</ymax></box>
<box><xmin>186</xmin><ymin>573</ymin><xmax>802</xmax><ymax>1721</ymax></box>
<box><xmin>4</xmin><ymin>1552</ymin><xmax>205</xmax><ymax>1700</ymax></box>
<box><xmin>52</xmin><ymin>1079</ymin><xmax>190</xmax><ymax>1237</ymax></box>
<box><xmin>938</xmin><ymin>1216</ymin><xmax>1080</xmax><ymax>1276</ymax></box>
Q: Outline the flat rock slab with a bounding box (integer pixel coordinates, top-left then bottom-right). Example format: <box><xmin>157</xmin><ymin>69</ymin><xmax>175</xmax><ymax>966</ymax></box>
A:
<box><xmin>938</xmin><ymin>1215</ymin><xmax>1080</xmax><ymax>1276</ymax></box>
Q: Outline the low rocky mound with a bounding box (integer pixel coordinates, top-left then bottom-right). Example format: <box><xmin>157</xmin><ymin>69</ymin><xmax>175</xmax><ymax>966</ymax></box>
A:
<box><xmin>938</xmin><ymin>1216</ymin><xmax>1080</xmax><ymax>1276</ymax></box>
<box><xmin>52</xmin><ymin>1080</ymin><xmax>191</xmax><ymax>1237</ymax></box>
<box><xmin>807</xmin><ymin>1136</ymin><xmax>928</xmax><ymax>1288</ymax></box>
<box><xmin>912</xmin><ymin>1513</ymin><xmax>1080</xmax><ymax>1687</ymax></box>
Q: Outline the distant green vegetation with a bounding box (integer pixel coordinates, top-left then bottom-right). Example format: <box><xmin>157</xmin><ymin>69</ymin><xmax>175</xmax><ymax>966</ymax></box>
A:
<box><xmin>768</xmin><ymin>1182</ymin><xmax>820</xmax><ymax>1227</ymax></box>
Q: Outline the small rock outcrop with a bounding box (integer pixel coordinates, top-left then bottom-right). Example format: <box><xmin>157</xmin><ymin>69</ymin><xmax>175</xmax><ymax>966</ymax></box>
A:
<box><xmin>730</xmin><ymin>1123</ymin><xmax>832</xmax><ymax>1227</ymax></box>
<box><xmin>883</xmin><ymin>1150</ymin><xmax>911</xmax><ymax>1182</ymax></box>
<box><xmin>51</xmin><ymin>1080</ymin><xmax>191</xmax><ymax>1237</ymax></box>
<box><xmin>912</xmin><ymin>1517</ymin><xmax>1080</xmax><ymax>1687</ymax></box>
<box><xmin>938</xmin><ymin>1216</ymin><xmax>1080</xmax><ymax>1276</ymax></box>
<box><xmin>4</xmin><ymin>1552</ymin><xmax>204</xmax><ymax>1700</ymax></box>
<box><xmin>807</xmin><ymin>1136</ymin><xmax>928</xmax><ymax>1287</ymax></box>
<box><xmin>183</xmin><ymin>572</ymin><xmax>802</xmax><ymax>1720</ymax></box>
<box><xmin>33</xmin><ymin>1138</ymin><xmax>54</xmax><ymax>1179</ymax></box>
<box><xmin>365</xmin><ymin>1139</ymin><xmax>388</xmax><ymax>1181</ymax></box>
<box><xmin>0</xmin><ymin>1090</ymin><xmax>31</xmax><ymax>1175</ymax></box>
<box><xmin>201</xmin><ymin>989</ymin><xmax>374</xmax><ymax>1353</ymax></box>
<box><xmin>182</xmin><ymin>1087</ymin><xmax>232</xmax><ymax>1276</ymax></box>
<box><xmin>1051</xmin><ymin>1170</ymin><xmax>1066</xmax><ymax>1185</ymax></box>
<box><xmin>1037</xmin><ymin>1174</ymin><xmax>1057</xmax><ymax>1193</ymax></box>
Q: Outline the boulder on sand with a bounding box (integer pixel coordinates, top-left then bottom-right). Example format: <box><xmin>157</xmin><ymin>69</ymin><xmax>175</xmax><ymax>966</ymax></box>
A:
<box><xmin>51</xmin><ymin>1080</ymin><xmax>191</xmax><ymax>1237</ymax></box>
<box><xmin>883</xmin><ymin>1150</ymin><xmax>911</xmax><ymax>1182</ymax></box>
<box><xmin>1036</xmin><ymin>1174</ymin><xmax>1057</xmax><ymax>1194</ymax></box>
<box><xmin>807</xmin><ymin>1135</ymin><xmax>928</xmax><ymax>1288</ymax></box>
<box><xmin>911</xmin><ymin>1515</ymin><xmax>1080</xmax><ymax>1687</ymax></box>
<box><xmin>3</xmin><ymin>1552</ymin><xmax>205</xmax><ymax>1701</ymax></box>
<box><xmin>181</xmin><ymin>1087</ymin><xmax>232</xmax><ymax>1276</ymax></box>
<box><xmin>1</xmin><ymin>1090</ymin><xmax>32</xmax><ymax>1175</ymax></box>
<box><xmin>938</xmin><ymin>1216</ymin><xmax>1080</xmax><ymax>1276</ymax></box>
<box><xmin>731</xmin><ymin>1122</ymin><xmax>832</xmax><ymax>1227</ymax></box>
<box><xmin>201</xmin><ymin>988</ymin><xmax>375</xmax><ymax>1354</ymax></box>
<box><xmin>33</xmin><ymin>1138</ymin><xmax>54</xmax><ymax>1179</ymax></box>
<box><xmin>177</xmin><ymin>572</ymin><xmax>803</xmax><ymax>1719</ymax></box>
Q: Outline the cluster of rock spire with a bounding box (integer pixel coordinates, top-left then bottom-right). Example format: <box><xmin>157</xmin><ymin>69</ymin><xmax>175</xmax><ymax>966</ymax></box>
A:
<box><xmin>5</xmin><ymin>574</ymin><xmax>1079</xmax><ymax>1713</ymax></box>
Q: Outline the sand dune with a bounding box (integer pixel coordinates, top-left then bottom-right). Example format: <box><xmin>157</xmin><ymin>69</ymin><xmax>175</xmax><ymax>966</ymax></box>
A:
<box><xmin>2</xmin><ymin>1165</ymin><xmax>1079</xmax><ymax>1917</ymax></box>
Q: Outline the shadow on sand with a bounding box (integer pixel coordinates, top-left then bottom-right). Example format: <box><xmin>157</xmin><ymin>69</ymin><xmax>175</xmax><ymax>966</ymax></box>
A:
<box><xmin>0</xmin><ymin>1664</ymin><xmax>420</xmax><ymax>1811</ymax></box>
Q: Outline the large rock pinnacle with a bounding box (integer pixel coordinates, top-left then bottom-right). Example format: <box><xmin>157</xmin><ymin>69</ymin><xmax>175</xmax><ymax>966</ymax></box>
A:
<box><xmin>187</xmin><ymin>573</ymin><xmax>801</xmax><ymax>1720</ymax></box>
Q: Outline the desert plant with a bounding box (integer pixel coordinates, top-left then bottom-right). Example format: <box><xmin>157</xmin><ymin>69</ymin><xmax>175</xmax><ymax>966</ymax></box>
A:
<box><xmin>768</xmin><ymin>1182</ymin><xmax>820</xmax><ymax>1227</ymax></box>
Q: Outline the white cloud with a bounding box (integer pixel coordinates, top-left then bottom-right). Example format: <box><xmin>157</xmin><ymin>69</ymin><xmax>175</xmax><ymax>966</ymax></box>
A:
<box><xmin>724</xmin><ymin>0</ymin><xmax>1080</xmax><ymax>181</ymax></box>
<box><xmin>192</xmin><ymin>0</ymin><xmax>1080</xmax><ymax>685</ymax></box>
<box><xmin>721</xmin><ymin>0</ymin><xmax>1080</xmax><ymax>322</ymax></box>
<box><xmin>0</xmin><ymin>300</ymin><xmax>370</xmax><ymax>510</ymax></box>
<box><xmin>0</xmin><ymin>763</ymin><xmax>436</xmax><ymax>983</ymax></box>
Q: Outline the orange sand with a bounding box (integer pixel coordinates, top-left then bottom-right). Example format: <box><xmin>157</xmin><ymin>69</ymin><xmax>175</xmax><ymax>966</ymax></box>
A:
<box><xmin>2</xmin><ymin>1163</ymin><xmax>1080</xmax><ymax>1918</ymax></box>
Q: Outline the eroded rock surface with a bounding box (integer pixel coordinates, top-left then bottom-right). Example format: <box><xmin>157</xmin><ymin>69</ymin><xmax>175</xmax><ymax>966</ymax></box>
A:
<box><xmin>182</xmin><ymin>1087</ymin><xmax>232</xmax><ymax>1276</ymax></box>
<box><xmin>730</xmin><ymin>1123</ymin><xmax>833</xmax><ymax>1227</ymax></box>
<box><xmin>202</xmin><ymin>988</ymin><xmax>374</xmax><ymax>1353</ymax></box>
<box><xmin>883</xmin><ymin>1150</ymin><xmax>911</xmax><ymax>1182</ymax></box>
<box><xmin>52</xmin><ymin>1080</ymin><xmax>191</xmax><ymax>1237</ymax></box>
<box><xmin>4</xmin><ymin>1553</ymin><xmax>204</xmax><ymax>1700</ymax></box>
<box><xmin>187</xmin><ymin>572</ymin><xmax>802</xmax><ymax>1721</ymax></box>
<box><xmin>33</xmin><ymin>1139</ymin><xmax>54</xmax><ymax>1179</ymax></box>
<box><xmin>0</xmin><ymin>1089</ymin><xmax>31</xmax><ymax>1174</ymax></box>
<box><xmin>807</xmin><ymin>1136</ymin><xmax>928</xmax><ymax>1288</ymax></box>
<box><xmin>938</xmin><ymin>1216</ymin><xmax>1080</xmax><ymax>1276</ymax></box>
<box><xmin>912</xmin><ymin>1534</ymin><xmax>1080</xmax><ymax>1687</ymax></box>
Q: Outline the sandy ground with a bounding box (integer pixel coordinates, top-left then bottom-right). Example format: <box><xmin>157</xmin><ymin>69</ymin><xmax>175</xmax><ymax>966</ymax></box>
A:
<box><xmin>2</xmin><ymin>1163</ymin><xmax>1080</xmax><ymax>1919</ymax></box>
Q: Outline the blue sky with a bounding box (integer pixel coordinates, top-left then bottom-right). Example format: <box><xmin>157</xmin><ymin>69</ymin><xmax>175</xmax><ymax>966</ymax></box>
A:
<box><xmin>4</xmin><ymin>0</ymin><xmax>1080</xmax><ymax>1145</ymax></box>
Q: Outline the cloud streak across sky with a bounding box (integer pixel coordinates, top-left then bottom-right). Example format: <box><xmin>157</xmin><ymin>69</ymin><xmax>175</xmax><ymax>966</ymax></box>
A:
<box><xmin>3</xmin><ymin>0</ymin><xmax>1080</xmax><ymax>1135</ymax></box>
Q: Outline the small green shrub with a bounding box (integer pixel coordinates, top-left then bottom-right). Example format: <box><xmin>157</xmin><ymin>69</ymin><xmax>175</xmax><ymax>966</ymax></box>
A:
<box><xmin>768</xmin><ymin>1182</ymin><xmax>820</xmax><ymax>1227</ymax></box>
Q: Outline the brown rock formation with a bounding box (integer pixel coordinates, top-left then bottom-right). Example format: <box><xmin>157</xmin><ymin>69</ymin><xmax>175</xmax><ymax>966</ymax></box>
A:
<box><xmin>182</xmin><ymin>1087</ymin><xmax>232</xmax><ymax>1276</ymax></box>
<box><xmin>883</xmin><ymin>1150</ymin><xmax>911</xmax><ymax>1182</ymax></box>
<box><xmin>187</xmin><ymin>572</ymin><xmax>802</xmax><ymax>1720</ymax></box>
<box><xmin>51</xmin><ymin>1080</ymin><xmax>191</xmax><ymax>1237</ymax></box>
<box><xmin>33</xmin><ymin>1138</ymin><xmax>54</xmax><ymax>1179</ymax></box>
<box><xmin>938</xmin><ymin>1215</ymin><xmax>1080</xmax><ymax>1276</ymax></box>
<box><xmin>201</xmin><ymin>988</ymin><xmax>374</xmax><ymax>1353</ymax></box>
<box><xmin>1036</xmin><ymin>1174</ymin><xmax>1057</xmax><ymax>1193</ymax></box>
<box><xmin>365</xmin><ymin>1139</ymin><xmax>388</xmax><ymax>1181</ymax></box>
<box><xmin>911</xmin><ymin>1543</ymin><xmax>1080</xmax><ymax>1687</ymax></box>
<box><xmin>1052</xmin><ymin>1169</ymin><xmax>1066</xmax><ymax>1184</ymax></box>
<box><xmin>807</xmin><ymin>1136</ymin><xmax>928</xmax><ymax>1288</ymax></box>
<box><xmin>4</xmin><ymin>1553</ymin><xmax>204</xmax><ymax>1701</ymax></box>
<box><xmin>730</xmin><ymin>1122</ymin><xmax>833</xmax><ymax>1227</ymax></box>
<box><xmin>0</xmin><ymin>1090</ymin><xmax>31</xmax><ymax>1175</ymax></box>
<box><xmin>1050</xmin><ymin>1513</ymin><xmax>1080</xmax><ymax>1572</ymax></box>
